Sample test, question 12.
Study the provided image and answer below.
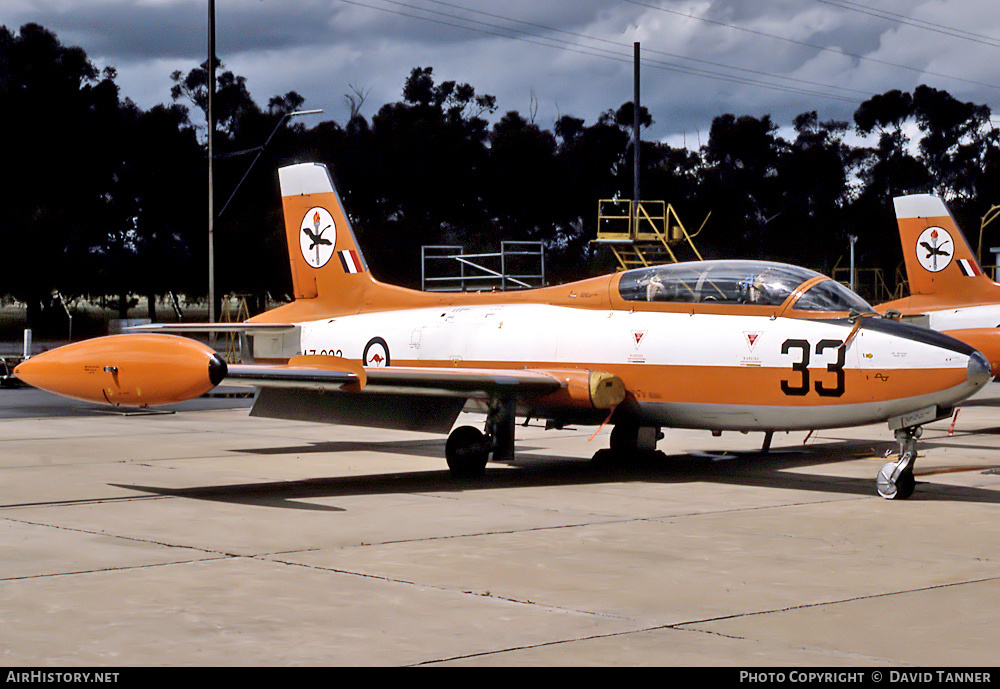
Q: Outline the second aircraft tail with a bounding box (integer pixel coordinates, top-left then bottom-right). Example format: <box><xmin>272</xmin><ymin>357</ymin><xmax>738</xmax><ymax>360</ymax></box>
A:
<box><xmin>894</xmin><ymin>194</ymin><xmax>1000</xmax><ymax>302</ymax></box>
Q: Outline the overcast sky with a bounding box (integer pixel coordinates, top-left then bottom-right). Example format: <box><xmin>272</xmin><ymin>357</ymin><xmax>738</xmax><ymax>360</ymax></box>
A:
<box><xmin>5</xmin><ymin>0</ymin><xmax>1000</xmax><ymax>146</ymax></box>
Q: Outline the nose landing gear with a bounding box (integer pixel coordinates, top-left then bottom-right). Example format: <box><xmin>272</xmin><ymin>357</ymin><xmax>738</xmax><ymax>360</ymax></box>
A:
<box><xmin>876</xmin><ymin>426</ymin><xmax>921</xmax><ymax>500</ymax></box>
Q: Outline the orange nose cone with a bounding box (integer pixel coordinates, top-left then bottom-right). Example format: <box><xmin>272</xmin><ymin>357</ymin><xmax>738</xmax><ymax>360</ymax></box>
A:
<box><xmin>14</xmin><ymin>334</ymin><xmax>227</xmax><ymax>407</ymax></box>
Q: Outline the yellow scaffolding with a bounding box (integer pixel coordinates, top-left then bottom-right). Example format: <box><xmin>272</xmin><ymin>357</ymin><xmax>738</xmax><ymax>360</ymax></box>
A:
<box><xmin>978</xmin><ymin>203</ymin><xmax>1000</xmax><ymax>272</ymax></box>
<box><xmin>830</xmin><ymin>259</ymin><xmax>904</xmax><ymax>305</ymax></box>
<box><xmin>220</xmin><ymin>294</ymin><xmax>250</xmax><ymax>363</ymax></box>
<box><xmin>594</xmin><ymin>199</ymin><xmax>708</xmax><ymax>270</ymax></box>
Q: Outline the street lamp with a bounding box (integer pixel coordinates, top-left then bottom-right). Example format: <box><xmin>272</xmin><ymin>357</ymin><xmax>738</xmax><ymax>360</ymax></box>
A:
<box><xmin>217</xmin><ymin>109</ymin><xmax>324</xmax><ymax>218</ymax></box>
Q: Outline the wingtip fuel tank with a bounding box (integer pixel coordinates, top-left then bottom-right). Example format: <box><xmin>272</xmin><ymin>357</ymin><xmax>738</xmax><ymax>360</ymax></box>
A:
<box><xmin>14</xmin><ymin>334</ymin><xmax>227</xmax><ymax>407</ymax></box>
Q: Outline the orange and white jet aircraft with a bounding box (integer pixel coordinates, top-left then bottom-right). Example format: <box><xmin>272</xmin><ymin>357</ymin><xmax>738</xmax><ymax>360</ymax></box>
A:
<box><xmin>877</xmin><ymin>194</ymin><xmax>1000</xmax><ymax>375</ymax></box>
<box><xmin>15</xmin><ymin>163</ymin><xmax>992</xmax><ymax>499</ymax></box>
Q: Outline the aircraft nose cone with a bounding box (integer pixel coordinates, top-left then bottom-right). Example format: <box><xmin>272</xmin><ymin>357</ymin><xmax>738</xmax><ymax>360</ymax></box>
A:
<box><xmin>968</xmin><ymin>350</ymin><xmax>991</xmax><ymax>387</ymax></box>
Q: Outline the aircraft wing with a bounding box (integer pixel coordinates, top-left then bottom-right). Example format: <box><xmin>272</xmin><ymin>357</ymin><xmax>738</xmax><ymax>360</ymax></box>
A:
<box><xmin>224</xmin><ymin>359</ymin><xmax>564</xmax><ymax>397</ymax></box>
<box><xmin>11</xmin><ymin>333</ymin><xmax>624</xmax><ymax>435</ymax></box>
<box><xmin>224</xmin><ymin>356</ymin><xmax>619</xmax><ymax>434</ymax></box>
<box><xmin>354</xmin><ymin>366</ymin><xmax>565</xmax><ymax>397</ymax></box>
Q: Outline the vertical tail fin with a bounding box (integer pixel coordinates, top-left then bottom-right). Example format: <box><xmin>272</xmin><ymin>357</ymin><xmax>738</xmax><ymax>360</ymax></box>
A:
<box><xmin>894</xmin><ymin>194</ymin><xmax>1000</xmax><ymax>301</ymax></box>
<box><xmin>279</xmin><ymin>163</ymin><xmax>374</xmax><ymax>308</ymax></box>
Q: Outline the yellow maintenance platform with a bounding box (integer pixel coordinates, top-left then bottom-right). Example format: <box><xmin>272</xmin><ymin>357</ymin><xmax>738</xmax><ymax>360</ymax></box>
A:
<box><xmin>594</xmin><ymin>199</ymin><xmax>708</xmax><ymax>270</ymax></box>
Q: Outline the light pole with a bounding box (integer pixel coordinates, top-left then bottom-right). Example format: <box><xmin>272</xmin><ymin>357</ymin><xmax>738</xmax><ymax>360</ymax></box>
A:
<box><xmin>849</xmin><ymin>234</ymin><xmax>858</xmax><ymax>292</ymax></box>
<box><xmin>632</xmin><ymin>41</ymin><xmax>640</xmax><ymax>239</ymax></box>
<box><xmin>207</xmin><ymin>0</ymin><xmax>217</xmax><ymax>324</ymax></box>
<box><xmin>205</xmin><ymin>0</ymin><xmax>319</xmax><ymax>324</ymax></box>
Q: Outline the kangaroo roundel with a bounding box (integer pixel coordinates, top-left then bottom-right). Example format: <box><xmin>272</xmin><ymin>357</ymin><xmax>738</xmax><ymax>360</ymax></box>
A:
<box><xmin>300</xmin><ymin>207</ymin><xmax>337</xmax><ymax>269</ymax></box>
<box><xmin>915</xmin><ymin>226</ymin><xmax>954</xmax><ymax>273</ymax></box>
<box><xmin>363</xmin><ymin>337</ymin><xmax>390</xmax><ymax>367</ymax></box>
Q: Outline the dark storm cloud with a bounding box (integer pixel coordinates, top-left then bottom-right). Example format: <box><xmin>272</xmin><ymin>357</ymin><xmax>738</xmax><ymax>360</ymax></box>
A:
<box><xmin>3</xmin><ymin>1</ymin><xmax>999</xmax><ymax>143</ymax></box>
<box><xmin>4</xmin><ymin>1</ymin><xmax>363</xmax><ymax>59</ymax></box>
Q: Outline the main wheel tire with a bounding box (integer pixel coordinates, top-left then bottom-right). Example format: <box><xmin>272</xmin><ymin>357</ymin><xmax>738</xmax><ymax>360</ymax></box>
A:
<box><xmin>446</xmin><ymin>426</ymin><xmax>490</xmax><ymax>478</ymax></box>
<box><xmin>610</xmin><ymin>423</ymin><xmax>639</xmax><ymax>455</ymax></box>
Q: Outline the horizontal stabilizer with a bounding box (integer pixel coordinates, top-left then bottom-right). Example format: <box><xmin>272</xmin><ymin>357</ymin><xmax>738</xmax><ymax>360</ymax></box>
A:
<box><xmin>127</xmin><ymin>323</ymin><xmax>297</xmax><ymax>334</ymax></box>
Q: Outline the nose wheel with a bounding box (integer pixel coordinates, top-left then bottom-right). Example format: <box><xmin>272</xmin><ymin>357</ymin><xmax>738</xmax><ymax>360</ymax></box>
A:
<box><xmin>876</xmin><ymin>426</ymin><xmax>920</xmax><ymax>500</ymax></box>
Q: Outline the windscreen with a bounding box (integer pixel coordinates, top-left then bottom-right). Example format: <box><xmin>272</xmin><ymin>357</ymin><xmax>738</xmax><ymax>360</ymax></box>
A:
<box><xmin>619</xmin><ymin>261</ymin><xmax>818</xmax><ymax>307</ymax></box>
<box><xmin>792</xmin><ymin>278</ymin><xmax>875</xmax><ymax>313</ymax></box>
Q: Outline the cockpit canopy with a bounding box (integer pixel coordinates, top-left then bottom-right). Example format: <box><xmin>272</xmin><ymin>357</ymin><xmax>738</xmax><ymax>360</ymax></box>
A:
<box><xmin>616</xmin><ymin>260</ymin><xmax>875</xmax><ymax>313</ymax></box>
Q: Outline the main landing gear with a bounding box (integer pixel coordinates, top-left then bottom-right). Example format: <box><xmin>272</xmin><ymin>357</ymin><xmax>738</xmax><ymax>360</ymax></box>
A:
<box><xmin>610</xmin><ymin>422</ymin><xmax>662</xmax><ymax>456</ymax></box>
<box><xmin>876</xmin><ymin>426</ymin><xmax>921</xmax><ymax>500</ymax></box>
<box><xmin>445</xmin><ymin>425</ymin><xmax>491</xmax><ymax>478</ymax></box>
<box><xmin>445</xmin><ymin>399</ymin><xmax>516</xmax><ymax>478</ymax></box>
<box><xmin>589</xmin><ymin>421</ymin><xmax>663</xmax><ymax>464</ymax></box>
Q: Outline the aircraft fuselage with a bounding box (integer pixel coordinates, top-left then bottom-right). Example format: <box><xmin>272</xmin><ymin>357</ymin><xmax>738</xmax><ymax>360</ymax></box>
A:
<box><xmin>295</xmin><ymin>302</ymin><xmax>986</xmax><ymax>432</ymax></box>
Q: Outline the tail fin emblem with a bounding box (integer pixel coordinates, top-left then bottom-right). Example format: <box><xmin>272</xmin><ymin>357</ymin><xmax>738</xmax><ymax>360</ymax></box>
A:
<box><xmin>300</xmin><ymin>206</ymin><xmax>337</xmax><ymax>268</ymax></box>
<box><xmin>916</xmin><ymin>226</ymin><xmax>954</xmax><ymax>273</ymax></box>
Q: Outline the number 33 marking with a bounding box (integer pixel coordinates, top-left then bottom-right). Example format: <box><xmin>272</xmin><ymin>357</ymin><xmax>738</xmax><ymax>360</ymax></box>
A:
<box><xmin>780</xmin><ymin>339</ymin><xmax>846</xmax><ymax>397</ymax></box>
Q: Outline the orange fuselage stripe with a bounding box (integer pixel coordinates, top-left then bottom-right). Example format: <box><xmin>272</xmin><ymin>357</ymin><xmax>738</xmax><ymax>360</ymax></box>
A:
<box><xmin>377</xmin><ymin>358</ymin><xmax>967</xmax><ymax>407</ymax></box>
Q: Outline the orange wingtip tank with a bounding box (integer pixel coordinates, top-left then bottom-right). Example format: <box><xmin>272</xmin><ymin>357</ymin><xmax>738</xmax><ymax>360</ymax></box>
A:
<box><xmin>13</xmin><ymin>334</ymin><xmax>227</xmax><ymax>407</ymax></box>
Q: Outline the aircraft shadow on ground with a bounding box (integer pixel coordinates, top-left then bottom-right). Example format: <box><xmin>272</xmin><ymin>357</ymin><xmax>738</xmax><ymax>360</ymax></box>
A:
<box><xmin>112</xmin><ymin>436</ymin><xmax>1000</xmax><ymax>510</ymax></box>
<box><xmin>237</xmin><ymin>438</ymin><xmax>449</xmax><ymax>460</ymax></box>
